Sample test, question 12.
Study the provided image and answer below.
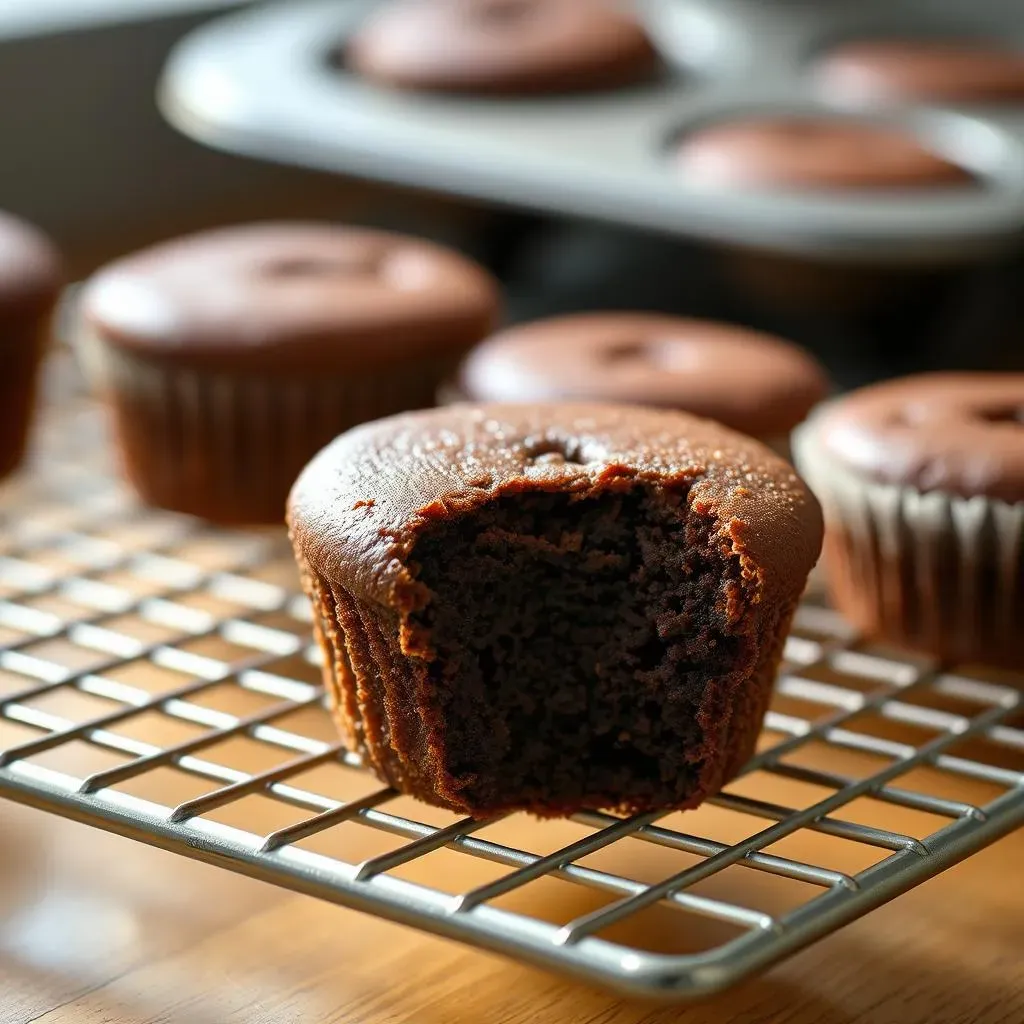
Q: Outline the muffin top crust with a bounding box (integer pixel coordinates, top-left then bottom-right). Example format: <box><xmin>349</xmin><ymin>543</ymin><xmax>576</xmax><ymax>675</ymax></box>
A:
<box><xmin>80</xmin><ymin>223</ymin><xmax>499</xmax><ymax>371</ymax></box>
<box><xmin>0</xmin><ymin>211</ymin><xmax>62</xmax><ymax>320</ymax></box>
<box><xmin>289</xmin><ymin>401</ymin><xmax>823</xmax><ymax>608</ymax></box>
<box><xmin>346</xmin><ymin>0</ymin><xmax>658</xmax><ymax>95</ymax></box>
<box><xmin>816</xmin><ymin>39</ymin><xmax>1024</xmax><ymax>104</ymax></box>
<box><xmin>457</xmin><ymin>313</ymin><xmax>829</xmax><ymax>437</ymax></box>
<box><xmin>806</xmin><ymin>372</ymin><xmax>1024</xmax><ymax>502</ymax></box>
<box><xmin>675</xmin><ymin>116</ymin><xmax>972</xmax><ymax>190</ymax></box>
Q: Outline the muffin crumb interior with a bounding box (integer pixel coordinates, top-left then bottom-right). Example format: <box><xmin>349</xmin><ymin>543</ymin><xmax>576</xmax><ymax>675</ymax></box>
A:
<box><xmin>403</xmin><ymin>485</ymin><xmax>760</xmax><ymax>814</ymax></box>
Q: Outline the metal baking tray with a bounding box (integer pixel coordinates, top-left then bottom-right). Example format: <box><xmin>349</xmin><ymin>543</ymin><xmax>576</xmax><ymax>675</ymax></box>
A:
<box><xmin>158</xmin><ymin>0</ymin><xmax>1024</xmax><ymax>263</ymax></box>
<box><xmin>1</xmin><ymin>351</ymin><xmax>1021</xmax><ymax>1000</ymax></box>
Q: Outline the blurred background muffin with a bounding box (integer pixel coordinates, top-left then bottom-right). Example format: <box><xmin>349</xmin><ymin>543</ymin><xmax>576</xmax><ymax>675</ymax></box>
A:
<box><xmin>794</xmin><ymin>372</ymin><xmax>1024</xmax><ymax>668</ymax></box>
<box><xmin>345</xmin><ymin>0</ymin><xmax>659</xmax><ymax>95</ymax></box>
<box><xmin>454</xmin><ymin>312</ymin><xmax>830</xmax><ymax>453</ymax></box>
<box><xmin>815</xmin><ymin>38</ymin><xmax>1024</xmax><ymax>105</ymax></box>
<box><xmin>672</xmin><ymin>115</ymin><xmax>975</xmax><ymax>319</ymax></box>
<box><xmin>0</xmin><ymin>211</ymin><xmax>62</xmax><ymax>480</ymax></box>
<box><xmin>76</xmin><ymin>223</ymin><xmax>499</xmax><ymax>523</ymax></box>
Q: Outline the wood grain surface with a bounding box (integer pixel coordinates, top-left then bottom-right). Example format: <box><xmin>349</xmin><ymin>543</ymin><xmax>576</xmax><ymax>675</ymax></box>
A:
<box><xmin>1</xmin><ymin>795</ymin><xmax>1021</xmax><ymax>1024</ymax></box>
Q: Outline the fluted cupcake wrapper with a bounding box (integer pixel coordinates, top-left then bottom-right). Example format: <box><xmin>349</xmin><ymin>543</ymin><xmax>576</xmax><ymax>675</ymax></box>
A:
<box><xmin>297</xmin><ymin>560</ymin><xmax>434</xmax><ymax>792</ymax></box>
<box><xmin>793</xmin><ymin>421</ymin><xmax>1024</xmax><ymax>668</ymax></box>
<box><xmin>79</xmin><ymin>331</ymin><xmax>452</xmax><ymax>523</ymax></box>
<box><xmin>0</xmin><ymin>323</ymin><xmax>49</xmax><ymax>479</ymax></box>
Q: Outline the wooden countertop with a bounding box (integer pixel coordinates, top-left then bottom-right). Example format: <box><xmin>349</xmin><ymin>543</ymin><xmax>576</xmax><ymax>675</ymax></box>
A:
<box><xmin>2</xmin><ymin>797</ymin><xmax>1021</xmax><ymax>1024</ymax></box>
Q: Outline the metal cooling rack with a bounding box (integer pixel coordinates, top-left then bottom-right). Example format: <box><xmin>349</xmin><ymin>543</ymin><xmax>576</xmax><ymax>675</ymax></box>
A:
<box><xmin>1</xmin><ymin>353</ymin><xmax>1022</xmax><ymax>1000</ymax></box>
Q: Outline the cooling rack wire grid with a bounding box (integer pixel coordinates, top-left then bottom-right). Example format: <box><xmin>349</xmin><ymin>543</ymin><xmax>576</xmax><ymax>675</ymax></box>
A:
<box><xmin>0</xmin><ymin>349</ymin><xmax>1021</xmax><ymax>999</ymax></box>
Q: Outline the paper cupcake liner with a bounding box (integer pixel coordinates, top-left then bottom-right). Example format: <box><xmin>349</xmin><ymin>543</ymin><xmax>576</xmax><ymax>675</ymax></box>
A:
<box><xmin>295</xmin><ymin>556</ymin><xmax>423</xmax><ymax>790</ymax></box>
<box><xmin>0</xmin><ymin>322</ymin><xmax>50</xmax><ymax>479</ymax></box>
<box><xmin>298</xmin><ymin>566</ymin><xmax>365</xmax><ymax>756</ymax></box>
<box><xmin>793</xmin><ymin>420</ymin><xmax>1023</xmax><ymax>668</ymax></box>
<box><xmin>80</xmin><ymin>333</ymin><xmax>452</xmax><ymax>523</ymax></box>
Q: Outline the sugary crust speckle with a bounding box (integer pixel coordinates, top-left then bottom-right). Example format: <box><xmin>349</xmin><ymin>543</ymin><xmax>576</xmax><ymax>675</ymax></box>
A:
<box><xmin>288</xmin><ymin>402</ymin><xmax>823</xmax><ymax>611</ymax></box>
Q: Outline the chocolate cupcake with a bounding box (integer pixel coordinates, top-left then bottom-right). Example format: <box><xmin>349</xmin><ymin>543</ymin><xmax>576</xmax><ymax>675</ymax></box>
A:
<box><xmin>77</xmin><ymin>223</ymin><xmax>499</xmax><ymax>524</ymax></box>
<box><xmin>816</xmin><ymin>39</ymin><xmax>1024</xmax><ymax>105</ymax></box>
<box><xmin>346</xmin><ymin>0</ymin><xmax>658</xmax><ymax>95</ymax></box>
<box><xmin>454</xmin><ymin>313</ymin><xmax>829</xmax><ymax>453</ymax></box>
<box><xmin>289</xmin><ymin>402</ymin><xmax>822</xmax><ymax>816</ymax></box>
<box><xmin>675</xmin><ymin>116</ymin><xmax>972</xmax><ymax>191</ymax></box>
<box><xmin>0</xmin><ymin>212</ymin><xmax>62</xmax><ymax>480</ymax></box>
<box><xmin>794</xmin><ymin>373</ymin><xmax>1023</xmax><ymax>668</ymax></box>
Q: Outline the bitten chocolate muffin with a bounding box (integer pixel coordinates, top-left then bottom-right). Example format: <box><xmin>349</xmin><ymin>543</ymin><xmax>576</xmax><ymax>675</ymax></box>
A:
<box><xmin>346</xmin><ymin>0</ymin><xmax>658</xmax><ymax>95</ymax></box>
<box><xmin>454</xmin><ymin>313</ymin><xmax>829</xmax><ymax>451</ymax></box>
<box><xmin>77</xmin><ymin>223</ymin><xmax>499</xmax><ymax>524</ymax></box>
<box><xmin>0</xmin><ymin>212</ymin><xmax>62</xmax><ymax>480</ymax></box>
<box><xmin>289</xmin><ymin>402</ymin><xmax>822</xmax><ymax>817</ymax></box>
<box><xmin>675</xmin><ymin>116</ymin><xmax>971</xmax><ymax>190</ymax></box>
<box><xmin>794</xmin><ymin>373</ymin><xmax>1024</xmax><ymax>668</ymax></box>
<box><xmin>816</xmin><ymin>39</ymin><xmax>1024</xmax><ymax>105</ymax></box>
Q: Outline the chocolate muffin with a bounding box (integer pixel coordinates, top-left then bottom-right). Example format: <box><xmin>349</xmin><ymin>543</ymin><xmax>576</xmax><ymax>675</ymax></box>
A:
<box><xmin>675</xmin><ymin>116</ymin><xmax>972</xmax><ymax>190</ymax></box>
<box><xmin>346</xmin><ymin>0</ymin><xmax>658</xmax><ymax>95</ymax></box>
<box><xmin>794</xmin><ymin>373</ymin><xmax>1023</xmax><ymax>668</ymax></box>
<box><xmin>0</xmin><ymin>212</ymin><xmax>62</xmax><ymax>480</ymax></box>
<box><xmin>289</xmin><ymin>402</ymin><xmax>822</xmax><ymax>817</ymax></box>
<box><xmin>674</xmin><ymin>116</ymin><xmax>972</xmax><ymax>316</ymax></box>
<box><xmin>816</xmin><ymin>39</ymin><xmax>1024</xmax><ymax>105</ymax></box>
<box><xmin>77</xmin><ymin>223</ymin><xmax>499</xmax><ymax>524</ymax></box>
<box><xmin>454</xmin><ymin>313</ymin><xmax>829</xmax><ymax>452</ymax></box>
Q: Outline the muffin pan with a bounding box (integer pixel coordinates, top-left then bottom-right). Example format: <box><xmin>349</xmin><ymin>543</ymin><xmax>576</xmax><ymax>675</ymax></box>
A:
<box><xmin>160</xmin><ymin>0</ymin><xmax>1024</xmax><ymax>263</ymax></box>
